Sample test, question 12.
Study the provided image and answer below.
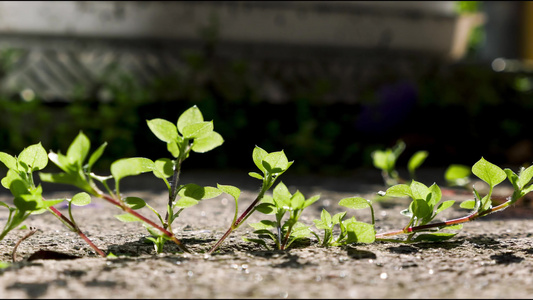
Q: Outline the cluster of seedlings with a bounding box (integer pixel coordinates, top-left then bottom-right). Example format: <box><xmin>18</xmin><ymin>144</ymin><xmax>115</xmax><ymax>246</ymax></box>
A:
<box><xmin>1</xmin><ymin>106</ymin><xmax>532</xmax><ymax>265</ymax></box>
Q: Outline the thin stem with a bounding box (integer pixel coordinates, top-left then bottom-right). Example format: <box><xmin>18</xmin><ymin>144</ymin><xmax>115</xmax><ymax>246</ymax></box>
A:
<box><xmin>47</xmin><ymin>205</ymin><xmax>107</xmax><ymax>257</ymax></box>
<box><xmin>375</xmin><ymin>198</ymin><xmax>512</xmax><ymax>239</ymax></box>
<box><xmin>98</xmin><ymin>193</ymin><xmax>189</xmax><ymax>253</ymax></box>
<box><xmin>12</xmin><ymin>227</ymin><xmax>38</xmax><ymax>262</ymax></box>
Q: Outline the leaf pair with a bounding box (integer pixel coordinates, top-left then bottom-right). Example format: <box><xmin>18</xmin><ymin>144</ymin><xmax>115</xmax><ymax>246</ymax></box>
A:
<box><xmin>146</xmin><ymin>106</ymin><xmax>224</xmax><ymax>157</ymax></box>
<box><xmin>249</xmin><ymin>146</ymin><xmax>293</xmax><ymax>183</ymax></box>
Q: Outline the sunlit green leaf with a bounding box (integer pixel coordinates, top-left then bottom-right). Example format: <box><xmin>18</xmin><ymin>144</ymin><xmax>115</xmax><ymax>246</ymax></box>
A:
<box><xmin>436</xmin><ymin>200</ymin><xmax>455</xmax><ymax>214</ymax></box>
<box><xmin>115</xmin><ymin>213</ymin><xmax>141</xmax><ymax>223</ymax></box>
<box><xmin>332</xmin><ymin>212</ymin><xmax>347</xmax><ymax>225</ymax></box>
<box><xmin>249</xmin><ymin>220</ymin><xmax>277</xmax><ymax>230</ymax></box>
<box><xmin>154</xmin><ymin>158</ymin><xmax>174</xmax><ymax>179</ymax></box>
<box><xmin>174</xmin><ymin>196</ymin><xmax>199</xmax><ymax>208</ymax></box>
<box><xmin>87</xmin><ymin>142</ymin><xmax>107</xmax><ymax>170</ymax></box>
<box><xmin>177</xmin><ymin>105</ymin><xmax>204</xmax><ymax>135</ymax></box>
<box><xmin>248</xmin><ymin>172</ymin><xmax>263</xmax><ymax>180</ymax></box>
<box><xmin>256</xmin><ymin>202</ymin><xmax>276</xmax><ymax>214</ymax></box>
<box><xmin>273</xmin><ymin>182</ymin><xmax>291</xmax><ymax>209</ymax></box>
<box><xmin>408</xmin><ymin>151</ymin><xmax>428</xmax><ymax>173</ymax></box>
<box><xmin>167</xmin><ymin>141</ymin><xmax>181</xmax><ymax>158</ymax></box>
<box><xmin>472</xmin><ymin>157</ymin><xmax>506</xmax><ymax>188</ymax></box>
<box><xmin>252</xmin><ymin>146</ymin><xmax>268</xmax><ymax>173</ymax></box>
<box><xmin>410</xmin><ymin>199</ymin><xmax>431</xmax><ymax>219</ymax></box>
<box><xmin>445</xmin><ymin>164</ymin><xmax>471</xmax><ymax>183</ymax></box>
<box><xmin>262</xmin><ymin>150</ymin><xmax>289</xmax><ymax>173</ymax></box>
<box><xmin>518</xmin><ymin>165</ymin><xmax>533</xmax><ymax>190</ymax></box>
<box><xmin>18</xmin><ymin>143</ymin><xmax>48</xmax><ymax>171</ymax></box>
<box><xmin>147</xmin><ymin>118</ymin><xmax>179</xmax><ymax>143</ymax></box>
<box><xmin>111</xmin><ymin>157</ymin><xmax>155</xmax><ymax>183</ymax></box>
<box><xmin>410</xmin><ymin>181</ymin><xmax>429</xmax><ymax>200</ymax></box>
<box><xmin>66</xmin><ymin>132</ymin><xmax>90</xmax><ymax>167</ymax></box>
<box><xmin>217</xmin><ymin>184</ymin><xmax>241</xmax><ymax>202</ymax></box>
<box><xmin>385</xmin><ymin>184</ymin><xmax>411</xmax><ymax>197</ymax></box>
<box><xmin>191</xmin><ymin>131</ymin><xmax>223</xmax><ymax>153</ymax></box>
<box><xmin>178</xmin><ymin>184</ymin><xmax>222</xmax><ymax>200</ymax></box>
<box><xmin>71</xmin><ymin>192</ymin><xmax>91</xmax><ymax>206</ymax></box>
<box><xmin>345</xmin><ymin>220</ymin><xmax>375</xmax><ymax>244</ymax></box>
<box><xmin>339</xmin><ymin>197</ymin><xmax>370</xmax><ymax>210</ymax></box>
<box><xmin>182</xmin><ymin>121</ymin><xmax>213</xmax><ymax>139</ymax></box>
<box><xmin>302</xmin><ymin>195</ymin><xmax>320</xmax><ymax>209</ymax></box>
<box><xmin>411</xmin><ymin>232</ymin><xmax>457</xmax><ymax>242</ymax></box>
<box><xmin>320</xmin><ymin>209</ymin><xmax>332</xmax><ymax>226</ymax></box>
<box><xmin>290</xmin><ymin>191</ymin><xmax>305</xmax><ymax>209</ymax></box>
<box><xmin>124</xmin><ymin>197</ymin><xmax>147</xmax><ymax>210</ymax></box>
<box><xmin>0</xmin><ymin>152</ymin><xmax>17</xmax><ymax>170</ymax></box>
<box><xmin>459</xmin><ymin>199</ymin><xmax>476</xmax><ymax>209</ymax></box>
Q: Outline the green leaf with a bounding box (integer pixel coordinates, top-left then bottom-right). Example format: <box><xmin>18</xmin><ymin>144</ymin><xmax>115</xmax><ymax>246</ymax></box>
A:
<box><xmin>460</xmin><ymin>199</ymin><xmax>476</xmax><ymax>209</ymax></box>
<box><xmin>37</xmin><ymin>198</ymin><xmax>64</xmax><ymax>209</ymax></box>
<box><xmin>518</xmin><ymin>165</ymin><xmax>533</xmax><ymax>190</ymax></box>
<box><xmin>371</xmin><ymin>150</ymin><xmax>394</xmax><ymax>171</ymax></box>
<box><xmin>177</xmin><ymin>106</ymin><xmax>204</xmax><ymax>135</ymax></box>
<box><xmin>167</xmin><ymin>141</ymin><xmax>181</xmax><ymax>158</ymax></box>
<box><xmin>252</xmin><ymin>146</ymin><xmax>269</xmax><ymax>173</ymax></box>
<box><xmin>178</xmin><ymin>184</ymin><xmax>222</xmax><ymax>200</ymax></box>
<box><xmin>472</xmin><ymin>157</ymin><xmax>506</xmax><ymax>188</ymax></box>
<box><xmin>345</xmin><ymin>221</ymin><xmax>375</xmax><ymax>244</ymax></box>
<box><xmin>320</xmin><ymin>209</ymin><xmax>332</xmax><ymax>226</ymax></box>
<box><xmin>290</xmin><ymin>191</ymin><xmax>305</xmax><ymax>209</ymax></box>
<box><xmin>87</xmin><ymin>142</ymin><xmax>108</xmax><ymax>170</ymax></box>
<box><xmin>249</xmin><ymin>220</ymin><xmax>277</xmax><ymax>230</ymax></box>
<box><xmin>115</xmin><ymin>213</ymin><xmax>141</xmax><ymax>223</ymax></box>
<box><xmin>0</xmin><ymin>152</ymin><xmax>17</xmax><ymax>170</ymax></box>
<box><xmin>124</xmin><ymin>197</ymin><xmax>147</xmax><ymax>210</ymax></box>
<box><xmin>339</xmin><ymin>197</ymin><xmax>370</xmax><ymax>210</ymax></box>
<box><xmin>436</xmin><ymin>200</ymin><xmax>455</xmax><ymax>214</ymax></box>
<box><xmin>445</xmin><ymin>164</ymin><xmax>471</xmax><ymax>182</ymax></box>
<box><xmin>191</xmin><ymin>131</ymin><xmax>224</xmax><ymax>153</ymax></box>
<box><xmin>66</xmin><ymin>132</ymin><xmax>90</xmax><ymax>167</ymax></box>
<box><xmin>147</xmin><ymin>118</ymin><xmax>179</xmax><ymax>143</ymax></box>
<box><xmin>2</xmin><ymin>169</ymin><xmax>23</xmax><ymax>190</ymax></box>
<box><xmin>9</xmin><ymin>179</ymin><xmax>30</xmax><ymax>198</ymax></box>
<box><xmin>443</xmin><ymin>224</ymin><xmax>463</xmax><ymax>230</ymax></box>
<box><xmin>332</xmin><ymin>212</ymin><xmax>347</xmax><ymax>225</ymax></box>
<box><xmin>427</xmin><ymin>183</ymin><xmax>442</xmax><ymax>207</ymax></box>
<box><xmin>408</xmin><ymin>151</ymin><xmax>428</xmax><ymax>173</ymax></box>
<box><xmin>385</xmin><ymin>184</ymin><xmax>411</xmax><ymax>197</ymax></box>
<box><xmin>273</xmin><ymin>182</ymin><xmax>291</xmax><ymax>209</ymax></box>
<box><xmin>71</xmin><ymin>192</ymin><xmax>91</xmax><ymax>206</ymax></box>
<box><xmin>18</xmin><ymin>143</ymin><xmax>48</xmax><ymax>171</ymax></box>
<box><xmin>248</xmin><ymin>172</ymin><xmax>263</xmax><ymax>180</ymax></box>
<box><xmin>313</xmin><ymin>219</ymin><xmax>329</xmax><ymax>230</ymax></box>
<box><xmin>174</xmin><ymin>196</ymin><xmax>199</xmax><ymax>208</ymax></box>
<box><xmin>262</xmin><ymin>150</ymin><xmax>289</xmax><ymax>173</ymax></box>
<box><xmin>410</xmin><ymin>199</ymin><xmax>431</xmax><ymax>219</ymax></box>
<box><xmin>217</xmin><ymin>184</ymin><xmax>241</xmax><ymax>201</ymax></box>
<box><xmin>256</xmin><ymin>202</ymin><xmax>276</xmax><ymax>214</ymax></box>
<box><xmin>111</xmin><ymin>157</ymin><xmax>155</xmax><ymax>183</ymax></box>
<box><xmin>302</xmin><ymin>195</ymin><xmax>320</xmax><ymax>209</ymax></box>
<box><xmin>39</xmin><ymin>172</ymin><xmax>92</xmax><ymax>192</ymax></box>
<box><xmin>154</xmin><ymin>158</ymin><xmax>174</xmax><ymax>179</ymax></box>
<box><xmin>182</xmin><ymin>121</ymin><xmax>213</xmax><ymax>139</ymax></box>
<box><xmin>410</xmin><ymin>181</ymin><xmax>429</xmax><ymax>200</ymax></box>
<box><xmin>290</xmin><ymin>222</ymin><xmax>311</xmax><ymax>239</ymax></box>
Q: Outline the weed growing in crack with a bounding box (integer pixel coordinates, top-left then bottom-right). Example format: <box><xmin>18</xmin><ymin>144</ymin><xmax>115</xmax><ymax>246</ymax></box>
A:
<box><xmin>243</xmin><ymin>181</ymin><xmax>319</xmax><ymax>250</ymax></box>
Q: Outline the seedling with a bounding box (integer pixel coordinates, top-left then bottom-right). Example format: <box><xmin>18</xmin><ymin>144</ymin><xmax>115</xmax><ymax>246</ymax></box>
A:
<box><xmin>243</xmin><ymin>181</ymin><xmax>319</xmax><ymax>250</ymax></box>
<box><xmin>208</xmin><ymin>146</ymin><xmax>293</xmax><ymax>254</ymax></box>
<box><xmin>371</xmin><ymin>140</ymin><xmax>428</xmax><ymax>186</ymax></box>
<box><xmin>312</xmin><ymin>196</ymin><xmax>375</xmax><ymax>247</ymax></box>
<box><xmin>0</xmin><ymin>142</ymin><xmax>105</xmax><ymax>257</ymax></box>
<box><xmin>444</xmin><ymin>164</ymin><xmax>472</xmax><ymax>188</ymax></box>
<box><xmin>375</xmin><ymin>157</ymin><xmax>533</xmax><ymax>241</ymax></box>
<box><xmin>39</xmin><ymin>132</ymin><xmax>189</xmax><ymax>252</ymax></box>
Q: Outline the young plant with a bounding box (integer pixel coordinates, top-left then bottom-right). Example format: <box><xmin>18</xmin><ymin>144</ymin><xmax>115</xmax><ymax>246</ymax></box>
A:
<box><xmin>130</xmin><ymin>105</ymin><xmax>224</xmax><ymax>252</ymax></box>
<box><xmin>375</xmin><ymin>157</ymin><xmax>533</xmax><ymax>242</ymax></box>
<box><xmin>444</xmin><ymin>164</ymin><xmax>472</xmax><ymax>188</ymax></box>
<box><xmin>0</xmin><ymin>143</ymin><xmax>105</xmax><ymax>257</ymax></box>
<box><xmin>371</xmin><ymin>140</ymin><xmax>428</xmax><ymax>186</ymax></box>
<box><xmin>313</xmin><ymin>197</ymin><xmax>375</xmax><ymax>247</ymax></box>
<box><xmin>208</xmin><ymin>146</ymin><xmax>293</xmax><ymax>254</ymax></box>
<box><xmin>39</xmin><ymin>131</ymin><xmax>189</xmax><ymax>253</ymax></box>
<box><xmin>243</xmin><ymin>181</ymin><xmax>319</xmax><ymax>250</ymax></box>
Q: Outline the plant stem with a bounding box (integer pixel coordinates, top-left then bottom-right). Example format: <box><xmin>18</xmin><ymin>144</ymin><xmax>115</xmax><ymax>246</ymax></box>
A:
<box><xmin>208</xmin><ymin>184</ymin><xmax>270</xmax><ymax>254</ymax></box>
<box><xmin>165</xmin><ymin>160</ymin><xmax>182</xmax><ymax>228</ymax></box>
<box><xmin>98</xmin><ymin>193</ymin><xmax>189</xmax><ymax>253</ymax></box>
<box><xmin>12</xmin><ymin>227</ymin><xmax>38</xmax><ymax>262</ymax></box>
<box><xmin>375</xmin><ymin>198</ymin><xmax>512</xmax><ymax>239</ymax></box>
<box><xmin>47</xmin><ymin>205</ymin><xmax>107</xmax><ymax>257</ymax></box>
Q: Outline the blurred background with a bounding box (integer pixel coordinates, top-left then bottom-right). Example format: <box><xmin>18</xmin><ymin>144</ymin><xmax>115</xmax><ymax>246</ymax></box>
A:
<box><xmin>0</xmin><ymin>1</ymin><xmax>532</xmax><ymax>175</ymax></box>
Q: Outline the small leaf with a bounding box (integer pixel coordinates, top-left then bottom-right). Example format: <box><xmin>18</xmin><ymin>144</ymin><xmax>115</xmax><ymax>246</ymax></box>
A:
<box><xmin>147</xmin><ymin>118</ymin><xmax>179</xmax><ymax>143</ymax></box>
<box><xmin>518</xmin><ymin>165</ymin><xmax>533</xmax><ymax>190</ymax></box>
<box><xmin>290</xmin><ymin>223</ymin><xmax>311</xmax><ymax>239</ymax></box>
<box><xmin>313</xmin><ymin>219</ymin><xmax>329</xmax><ymax>230</ymax></box>
<box><xmin>0</xmin><ymin>152</ymin><xmax>17</xmax><ymax>170</ymax></box>
<box><xmin>124</xmin><ymin>197</ymin><xmax>146</xmax><ymax>210</ymax></box>
<box><xmin>66</xmin><ymin>132</ymin><xmax>90</xmax><ymax>167</ymax></box>
<box><xmin>38</xmin><ymin>198</ymin><xmax>64</xmax><ymax>209</ymax></box>
<box><xmin>290</xmin><ymin>191</ymin><xmax>305</xmax><ymax>209</ymax></box>
<box><xmin>154</xmin><ymin>158</ymin><xmax>174</xmax><ymax>179</ymax></box>
<box><xmin>256</xmin><ymin>202</ymin><xmax>276</xmax><ymax>214</ymax></box>
<box><xmin>385</xmin><ymin>184</ymin><xmax>411</xmax><ymax>197</ymax></box>
<box><xmin>191</xmin><ymin>131</ymin><xmax>224</xmax><ymax>153</ymax></box>
<box><xmin>182</xmin><ymin>121</ymin><xmax>213</xmax><ymax>139</ymax></box>
<box><xmin>111</xmin><ymin>157</ymin><xmax>155</xmax><ymax>183</ymax></box>
<box><xmin>167</xmin><ymin>141</ymin><xmax>181</xmax><ymax>158</ymax></box>
<box><xmin>262</xmin><ymin>150</ymin><xmax>289</xmax><ymax>173</ymax></box>
<box><xmin>443</xmin><ymin>224</ymin><xmax>463</xmax><ymax>230</ymax></box>
<box><xmin>436</xmin><ymin>200</ymin><xmax>455</xmax><ymax>214</ymax></box>
<box><xmin>302</xmin><ymin>195</ymin><xmax>320</xmax><ymax>209</ymax></box>
<box><xmin>410</xmin><ymin>181</ymin><xmax>429</xmax><ymax>200</ymax></box>
<box><xmin>179</xmin><ymin>184</ymin><xmax>222</xmax><ymax>200</ymax></box>
<box><xmin>114</xmin><ymin>213</ymin><xmax>141</xmax><ymax>223</ymax></box>
<box><xmin>345</xmin><ymin>221</ymin><xmax>375</xmax><ymax>244</ymax></box>
<box><xmin>408</xmin><ymin>151</ymin><xmax>428</xmax><ymax>173</ymax></box>
<box><xmin>249</xmin><ymin>220</ymin><xmax>277</xmax><ymax>230</ymax></box>
<box><xmin>339</xmin><ymin>197</ymin><xmax>370</xmax><ymax>210</ymax></box>
<box><xmin>174</xmin><ymin>196</ymin><xmax>199</xmax><ymax>208</ymax></box>
<box><xmin>87</xmin><ymin>142</ymin><xmax>107</xmax><ymax>170</ymax></box>
<box><xmin>252</xmin><ymin>146</ymin><xmax>269</xmax><ymax>173</ymax></box>
<box><xmin>217</xmin><ymin>184</ymin><xmax>241</xmax><ymax>201</ymax></box>
<box><xmin>177</xmin><ymin>106</ymin><xmax>204</xmax><ymax>135</ymax></box>
<box><xmin>472</xmin><ymin>157</ymin><xmax>506</xmax><ymax>188</ymax></box>
<box><xmin>460</xmin><ymin>200</ymin><xmax>476</xmax><ymax>209</ymax></box>
<box><xmin>273</xmin><ymin>182</ymin><xmax>292</xmax><ymax>209</ymax></box>
<box><xmin>332</xmin><ymin>212</ymin><xmax>347</xmax><ymax>225</ymax></box>
<box><xmin>445</xmin><ymin>164</ymin><xmax>471</xmax><ymax>182</ymax></box>
<box><xmin>320</xmin><ymin>209</ymin><xmax>332</xmax><ymax>226</ymax></box>
<box><xmin>410</xmin><ymin>199</ymin><xmax>431</xmax><ymax>219</ymax></box>
<box><xmin>71</xmin><ymin>192</ymin><xmax>91</xmax><ymax>206</ymax></box>
<box><xmin>248</xmin><ymin>172</ymin><xmax>263</xmax><ymax>180</ymax></box>
<box><xmin>18</xmin><ymin>143</ymin><xmax>48</xmax><ymax>171</ymax></box>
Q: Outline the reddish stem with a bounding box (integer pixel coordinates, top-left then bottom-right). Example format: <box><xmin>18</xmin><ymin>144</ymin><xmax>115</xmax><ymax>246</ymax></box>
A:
<box><xmin>47</xmin><ymin>205</ymin><xmax>106</xmax><ymax>257</ymax></box>
<box><xmin>375</xmin><ymin>199</ymin><xmax>511</xmax><ymax>239</ymax></box>
<box><xmin>99</xmin><ymin>193</ymin><xmax>189</xmax><ymax>253</ymax></box>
